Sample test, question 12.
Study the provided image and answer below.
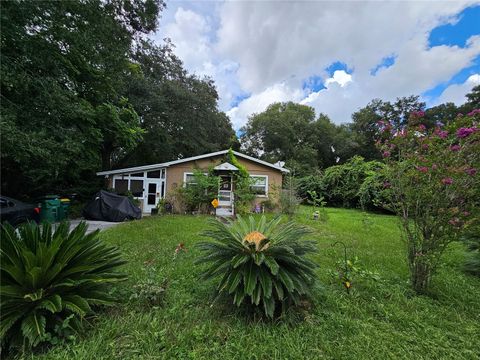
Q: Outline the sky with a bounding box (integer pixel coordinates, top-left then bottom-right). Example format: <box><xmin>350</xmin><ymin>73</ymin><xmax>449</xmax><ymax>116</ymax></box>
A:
<box><xmin>151</xmin><ymin>0</ymin><xmax>480</xmax><ymax>130</ymax></box>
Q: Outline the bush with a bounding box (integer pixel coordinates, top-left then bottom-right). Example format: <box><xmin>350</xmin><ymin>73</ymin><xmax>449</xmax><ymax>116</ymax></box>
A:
<box><xmin>378</xmin><ymin>112</ymin><xmax>480</xmax><ymax>294</ymax></box>
<box><xmin>321</xmin><ymin>156</ymin><xmax>384</xmax><ymax>208</ymax></box>
<box><xmin>357</xmin><ymin>169</ymin><xmax>392</xmax><ymax>212</ymax></box>
<box><xmin>176</xmin><ymin>169</ymin><xmax>219</xmax><ymax>214</ymax></box>
<box><xmin>197</xmin><ymin>215</ymin><xmax>318</xmax><ymax>318</ymax></box>
<box><xmin>0</xmin><ymin>221</ymin><xmax>127</xmax><ymax>351</ymax></box>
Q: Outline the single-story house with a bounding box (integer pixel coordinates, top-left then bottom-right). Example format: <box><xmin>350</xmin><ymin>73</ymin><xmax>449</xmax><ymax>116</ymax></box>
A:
<box><xmin>96</xmin><ymin>150</ymin><xmax>289</xmax><ymax>216</ymax></box>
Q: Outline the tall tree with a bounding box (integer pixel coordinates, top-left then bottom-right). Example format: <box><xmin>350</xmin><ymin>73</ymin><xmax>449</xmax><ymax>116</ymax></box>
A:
<box><xmin>240</xmin><ymin>102</ymin><xmax>318</xmax><ymax>175</ymax></box>
<box><xmin>1</xmin><ymin>0</ymin><xmax>163</xmax><ymax>197</ymax></box>
<box><xmin>118</xmin><ymin>40</ymin><xmax>238</xmax><ymax>167</ymax></box>
<box><xmin>351</xmin><ymin>96</ymin><xmax>426</xmax><ymax>160</ymax></box>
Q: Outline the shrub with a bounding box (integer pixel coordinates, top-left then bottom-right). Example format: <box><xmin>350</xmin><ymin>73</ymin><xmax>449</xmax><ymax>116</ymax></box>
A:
<box><xmin>279</xmin><ymin>176</ymin><xmax>301</xmax><ymax>218</ymax></box>
<box><xmin>377</xmin><ymin>112</ymin><xmax>480</xmax><ymax>294</ymax></box>
<box><xmin>197</xmin><ymin>215</ymin><xmax>318</xmax><ymax>318</ymax></box>
<box><xmin>0</xmin><ymin>221</ymin><xmax>127</xmax><ymax>351</ymax></box>
<box><xmin>357</xmin><ymin>169</ymin><xmax>392</xmax><ymax>212</ymax></box>
<box><xmin>297</xmin><ymin>175</ymin><xmax>324</xmax><ymax>201</ymax></box>
<box><xmin>176</xmin><ymin>169</ymin><xmax>219</xmax><ymax>213</ymax></box>
<box><xmin>321</xmin><ymin>156</ymin><xmax>384</xmax><ymax>208</ymax></box>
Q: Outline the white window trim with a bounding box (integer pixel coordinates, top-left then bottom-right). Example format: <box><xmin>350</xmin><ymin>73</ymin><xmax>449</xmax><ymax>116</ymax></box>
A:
<box><xmin>250</xmin><ymin>174</ymin><xmax>268</xmax><ymax>197</ymax></box>
<box><xmin>112</xmin><ymin>169</ymin><xmax>166</xmax><ymax>199</ymax></box>
<box><xmin>183</xmin><ymin>172</ymin><xmax>208</xmax><ymax>187</ymax></box>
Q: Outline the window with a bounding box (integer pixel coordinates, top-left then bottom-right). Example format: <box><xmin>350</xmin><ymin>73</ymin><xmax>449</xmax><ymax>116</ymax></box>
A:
<box><xmin>131</xmin><ymin>172</ymin><xmax>144</xmax><ymax>177</ymax></box>
<box><xmin>114</xmin><ymin>179</ymin><xmax>128</xmax><ymax>194</ymax></box>
<box><xmin>130</xmin><ymin>180</ymin><xmax>144</xmax><ymax>197</ymax></box>
<box><xmin>184</xmin><ymin>173</ymin><xmax>196</xmax><ymax>187</ymax></box>
<box><xmin>147</xmin><ymin>170</ymin><xmax>161</xmax><ymax>178</ymax></box>
<box><xmin>250</xmin><ymin>175</ymin><xmax>268</xmax><ymax>196</ymax></box>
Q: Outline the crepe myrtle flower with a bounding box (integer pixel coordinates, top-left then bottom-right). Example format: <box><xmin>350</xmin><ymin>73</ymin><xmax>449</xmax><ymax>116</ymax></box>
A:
<box><xmin>434</xmin><ymin>128</ymin><xmax>448</xmax><ymax>139</ymax></box>
<box><xmin>382</xmin><ymin>150</ymin><xmax>391</xmax><ymax>158</ymax></box>
<box><xmin>418</xmin><ymin>124</ymin><xmax>426</xmax><ymax>131</ymax></box>
<box><xmin>467</xmin><ymin>109</ymin><xmax>480</xmax><ymax>116</ymax></box>
<box><xmin>465</xmin><ymin>168</ymin><xmax>477</xmax><ymax>176</ymax></box>
<box><xmin>416</xmin><ymin>166</ymin><xmax>429</xmax><ymax>173</ymax></box>
<box><xmin>431</xmin><ymin>164</ymin><xmax>438</xmax><ymax>170</ymax></box>
<box><xmin>441</xmin><ymin>177</ymin><xmax>453</xmax><ymax>185</ymax></box>
<box><xmin>456</xmin><ymin>127</ymin><xmax>477</xmax><ymax>138</ymax></box>
<box><xmin>450</xmin><ymin>144</ymin><xmax>461</xmax><ymax>152</ymax></box>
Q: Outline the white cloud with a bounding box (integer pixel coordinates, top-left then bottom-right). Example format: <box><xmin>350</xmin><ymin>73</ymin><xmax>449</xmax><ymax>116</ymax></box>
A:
<box><xmin>325</xmin><ymin>70</ymin><xmax>353</xmax><ymax>88</ymax></box>
<box><xmin>435</xmin><ymin>73</ymin><xmax>480</xmax><ymax>105</ymax></box>
<box><xmin>153</xmin><ymin>1</ymin><xmax>480</xmax><ymax>129</ymax></box>
<box><xmin>227</xmin><ymin>83</ymin><xmax>305</xmax><ymax>129</ymax></box>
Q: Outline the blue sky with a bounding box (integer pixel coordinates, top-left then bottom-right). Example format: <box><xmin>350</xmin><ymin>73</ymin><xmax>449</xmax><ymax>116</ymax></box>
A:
<box><xmin>154</xmin><ymin>1</ymin><xmax>480</xmax><ymax>128</ymax></box>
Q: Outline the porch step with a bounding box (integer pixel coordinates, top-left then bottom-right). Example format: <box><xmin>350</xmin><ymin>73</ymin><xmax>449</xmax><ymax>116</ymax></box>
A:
<box><xmin>216</xmin><ymin>206</ymin><xmax>234</xmax><ymax>217</ymax></box>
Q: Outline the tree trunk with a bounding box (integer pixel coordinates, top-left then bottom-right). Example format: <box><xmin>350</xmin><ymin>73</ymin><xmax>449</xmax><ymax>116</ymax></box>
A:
<box><xmin>410</xmin><ymin>259</ymin><xmax>431</xmax><ymax>294</ymax></box>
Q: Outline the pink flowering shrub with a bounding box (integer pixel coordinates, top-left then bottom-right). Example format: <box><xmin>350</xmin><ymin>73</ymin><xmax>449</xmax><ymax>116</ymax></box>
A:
<box><xmin>377</xmin><ymin>111</ymin><xmax>480</xmax><ymax>294</ymax></box>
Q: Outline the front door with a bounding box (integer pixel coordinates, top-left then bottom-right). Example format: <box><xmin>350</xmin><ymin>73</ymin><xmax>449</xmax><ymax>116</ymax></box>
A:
<box><xmin>218</xmin><ymin>175</ymin><xmax>232</xmax><ymax>206</ymax></box>
<box><xmin>144</xmin><ymin>181</ymin><xmax>163</xmax><ymax>213</ymax></box>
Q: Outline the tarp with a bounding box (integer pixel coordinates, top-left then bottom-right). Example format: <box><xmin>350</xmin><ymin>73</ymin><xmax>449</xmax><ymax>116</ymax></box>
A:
<box><xmin>83</xmin><ymin>190</ymin><xmax>142</xmax><ymax>222</ymax></box>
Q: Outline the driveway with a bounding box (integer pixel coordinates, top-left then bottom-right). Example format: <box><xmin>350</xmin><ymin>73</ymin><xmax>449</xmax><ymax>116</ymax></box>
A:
<box><xmin>69</xmin><ymin>219</ymin><xmax>121</xmax><ymax>234</ymax></box>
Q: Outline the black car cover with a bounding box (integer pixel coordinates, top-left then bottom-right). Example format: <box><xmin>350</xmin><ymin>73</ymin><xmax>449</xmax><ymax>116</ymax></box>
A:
<box><xmin>83</xmin><ymin>190</ymin><xmax>142</xmax><ymax>222</ymax></box>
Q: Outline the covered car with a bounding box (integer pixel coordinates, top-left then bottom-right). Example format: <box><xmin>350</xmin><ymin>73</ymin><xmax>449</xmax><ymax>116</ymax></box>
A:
<box><xmin>83</xmin><ymin>190</ymin><xmax>141</xmax><ymax>222</ymax></box>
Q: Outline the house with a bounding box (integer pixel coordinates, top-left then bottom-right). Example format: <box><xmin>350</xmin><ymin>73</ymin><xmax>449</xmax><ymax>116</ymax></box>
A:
<box><xmin>96</xmin><ymin>150</ymin><xmax>289</xmax><ymax>216</ymax></box>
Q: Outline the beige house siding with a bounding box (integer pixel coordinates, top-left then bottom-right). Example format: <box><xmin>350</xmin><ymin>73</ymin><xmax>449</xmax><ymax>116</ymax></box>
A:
<box><xmin>165</xmin><ymin>155</ymin><xmax>283</xmax><ymax>202</ymax></box>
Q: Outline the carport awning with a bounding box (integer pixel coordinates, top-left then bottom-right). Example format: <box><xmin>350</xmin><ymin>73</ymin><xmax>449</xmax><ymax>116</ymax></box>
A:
<box><xmin>214</xmin><ymin>162</ymin><xmax>238</xmax><ymax>171</ymax></box>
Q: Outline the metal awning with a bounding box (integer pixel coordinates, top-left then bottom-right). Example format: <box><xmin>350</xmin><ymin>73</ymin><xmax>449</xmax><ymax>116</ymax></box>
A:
<box><xmin>214</xmin><ymin>162</ymin><xmax>239</xmax><ymax>171</ymax></box>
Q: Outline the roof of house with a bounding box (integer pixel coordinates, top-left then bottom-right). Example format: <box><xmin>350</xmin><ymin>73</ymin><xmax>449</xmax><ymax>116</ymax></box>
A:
<box><xmin>96</xmin><ymin>150</ymin><xmax>290</xmax><ymax>176</ymax></box>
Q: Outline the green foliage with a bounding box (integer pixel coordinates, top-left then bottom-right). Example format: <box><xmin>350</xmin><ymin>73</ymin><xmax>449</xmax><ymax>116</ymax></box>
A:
<box><xmin>462</xmin><ymin>225</ymin><xmax>480</xmax><ymax>276</ymax></box>
<box><xmin>279</xmin><ymin>176</ymin><xmax>301</xmax><ymax>218</ymax></box>
<box><xmin>307</xmin><ymin>190</ymin><xmax>328</xmax><ymax>222</ymax></box>
<box><xmin>176</xmin><ymin>169</ymin><xmax>219</xmax><ymax>213</ymax></box>
<box><xmin>130</xmin><ymin>279</ymin><xmax>167</xmax><ymax>307</ymax></box>
<box><xmin>0</xmin><ymin>221</ymin><xmax>127</xmax><ymax>351</ymax></box>
<box><xmin>378</xmin><ymin>112</ymin><xmax>480</xmax><ymax>294</ymax></box>
<box><xmin>20</xmin><ymin>211</ymin><xmax>480</xmax><ymax>359</ymax></box>
<box><xmin>321</xmin><ymin>156</ymin><xmax>385</xmax><ymax>208</ymax></box>
<box><xmin>357</xmin><ymin>170</ymin><xmax>392</xmax><ymax>212</ymax></box>
<box><xmin>197</xmin><ymin>215</ymin><xmax>318</xmax><ymax>318</ymax></box>
<box><xmin>226</xmin><ymin>149</ymin><xmax>256</xmax><ymax>214</ymax></box>
<box><xmin>329</xmin><ymin>256</ymin><xmax>381</xmax><ymax>293</ymax></box>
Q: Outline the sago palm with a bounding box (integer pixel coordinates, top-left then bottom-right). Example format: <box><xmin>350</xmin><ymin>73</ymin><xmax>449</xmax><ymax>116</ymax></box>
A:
<box><xmin>197</xmin><ymin>215</ymin><xmax>318</xmax><ymax>318</ymax></box>
<box><xmin>0</xmin><ymin>221</ymin><xmax>127</xmax><ymax>350</ymax></box>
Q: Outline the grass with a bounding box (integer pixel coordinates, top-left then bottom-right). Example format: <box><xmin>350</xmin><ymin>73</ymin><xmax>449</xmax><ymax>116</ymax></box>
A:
<box><xmin>24</xmin><ymin>207</ymin><xmax>480</xmax><ymax>359</ymax></box>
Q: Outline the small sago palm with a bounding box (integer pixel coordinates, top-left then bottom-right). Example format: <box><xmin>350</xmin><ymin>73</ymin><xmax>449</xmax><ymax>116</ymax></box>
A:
<box><xmin>197</xmin><ymin>215</ymin><xmax>318</xmax><ymax>318</ymax></box>
<box><xmin>0</xmin><ymin>221</ymin><xmax>127</xmax><ymax>351</ymax></box>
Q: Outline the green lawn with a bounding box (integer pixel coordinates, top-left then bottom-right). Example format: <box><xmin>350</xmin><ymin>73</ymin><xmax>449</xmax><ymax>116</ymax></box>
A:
<box><xmin>30</xmin><ymin>207</ymin><xmax>479</xmax><ymax>359</ymax></box>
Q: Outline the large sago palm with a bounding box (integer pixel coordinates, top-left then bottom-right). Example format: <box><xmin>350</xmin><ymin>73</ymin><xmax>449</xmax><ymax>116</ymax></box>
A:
<box><xmin>197</xmin><ymin>215</ymin><xmax>318</xmax><ymax>318</ymax></box>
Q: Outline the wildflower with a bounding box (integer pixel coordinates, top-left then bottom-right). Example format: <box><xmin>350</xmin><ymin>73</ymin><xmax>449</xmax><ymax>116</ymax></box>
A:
<box><xmin>441</xmin><ymin>177</ymin><xmax>453</xmax><ymax>185</ymax></box>
<box><xmin>416</xmin><ymin>166</ymin><xmax>428</xmax><ymax>173</ymax></box>
<box><xmin>450</xmin><ymin>144</ymin><xmax>461</xmax><ymax>151</ymax></box>
<box><xmin>465</xmin><ymin>168</ymin><xmax>477</xmax><ymax>176</ymax></box>
<box><xmin>448</xmin><ymin>217</ymin><xmax>461</xmax><ymax>227</ymax></box>
<box><xmin>456</xmin><ymin>127</ymin><xmax>477</xmax><ymax>138</ymax></box>
<box><xmin>422</xmin><ymin>143</ymin><xmax>429</xmax><ymax>150</ymax></box>
<box><xmin>434</xmin><ymin>128</ymin><xmax>448</xmax><ymax>139</ymax></box>
<box><xmin>463</xmin><ymin>211</ymin><xmax>470</xmax><ymax>217</ymax></box>
<box><xmin>382</xmin><ymin>151</ymin><xmax>391</xmax><ymax>158</ymax></box>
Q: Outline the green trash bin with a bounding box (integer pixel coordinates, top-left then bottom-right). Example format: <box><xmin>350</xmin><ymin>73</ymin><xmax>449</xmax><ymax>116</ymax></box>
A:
<box><xmin>59</xmin><ymin>198</ymin><xmax>71</xmax><ymax>220</ymax></box>
<box><xmin>40</xmin><ymin>196</ymin><xmax>61</xmax><ymax>223</ymax></box>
